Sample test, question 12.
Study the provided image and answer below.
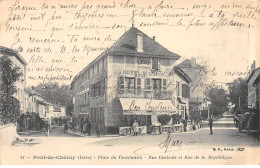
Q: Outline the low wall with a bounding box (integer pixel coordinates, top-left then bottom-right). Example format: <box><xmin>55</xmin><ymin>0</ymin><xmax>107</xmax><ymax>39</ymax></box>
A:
<box><xmin>0</xmin><ymin>123</ymin><xmax>19</xmax><ymax>146</ymax></box>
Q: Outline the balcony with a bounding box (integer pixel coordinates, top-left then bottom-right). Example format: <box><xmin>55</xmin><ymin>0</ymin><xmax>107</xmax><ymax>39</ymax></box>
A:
<box><xmin>117</xmin><ymin>89</ymin><xmax>172</xmax><ymax>100</ymax></box>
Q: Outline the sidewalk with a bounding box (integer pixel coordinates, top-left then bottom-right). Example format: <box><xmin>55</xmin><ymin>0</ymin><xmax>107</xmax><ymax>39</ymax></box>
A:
<box><xmin>66</xmin><ymin>129</ymin><xmax>120</xmax><ymax>138</ymax></box>
<box><xmin>18</xmin><ymin>130</ymin><xmax>40</xmax><ymax>135</ymax></box>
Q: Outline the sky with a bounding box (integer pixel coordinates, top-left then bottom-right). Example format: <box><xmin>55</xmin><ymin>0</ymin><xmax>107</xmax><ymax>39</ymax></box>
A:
<box><xmin>0</xmin><ymin>0</ymin><xmax>259</xmax><ymax>87</ymax></box>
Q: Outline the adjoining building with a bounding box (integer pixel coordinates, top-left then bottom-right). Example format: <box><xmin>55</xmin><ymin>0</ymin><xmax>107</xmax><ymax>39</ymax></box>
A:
<box><xmin>247</xmin><ymin>62</ymin><xmax>260</xmax><ymax>138</ymax></box>
<box><xmin>176</xmin><ymin>58</ymin><xmax>211</xmax><ymax>120</ymax></box>
<box><xmin>0</xmin><ymin>46</ymin><xmax>27</xmax><ymax>114</ymax></box>
<box><xmin>1</xmin><ymin>46</ymin><xmax>67</xmax><ymax>131</ymax></box>
<box><xmin>71</xmin><ymin>26</ymin><xmax>191</xmax><ymax>134</ymax></box>
<box><xmin>248</xmin><ymin>62</ymin><xmax>260</xmax><ymax>110</ymax></box>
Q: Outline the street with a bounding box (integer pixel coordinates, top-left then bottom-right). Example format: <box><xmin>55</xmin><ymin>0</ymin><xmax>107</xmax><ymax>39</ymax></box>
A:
<box><xmin>1</xmin><ymin>115</ymin><xmax>259</xmax><ymax>164</ymax></box>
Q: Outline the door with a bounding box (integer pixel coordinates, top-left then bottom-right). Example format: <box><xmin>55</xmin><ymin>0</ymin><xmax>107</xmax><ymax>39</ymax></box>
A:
<box><xmin>152</xmin><ymin>79</ymin><xmax>161</xmax><ymax>98</ymax></box>
<box><xmin>147</xmin><ymin>115</ymin><xmax>152</xmax><ymax>133</ymax></box>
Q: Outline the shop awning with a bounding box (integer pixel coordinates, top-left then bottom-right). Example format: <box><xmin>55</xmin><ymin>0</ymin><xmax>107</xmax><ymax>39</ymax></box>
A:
<box><xmin>119</xmin><ymin>98</ymin><xmax>180</xmax><ymax>115</ymax></box>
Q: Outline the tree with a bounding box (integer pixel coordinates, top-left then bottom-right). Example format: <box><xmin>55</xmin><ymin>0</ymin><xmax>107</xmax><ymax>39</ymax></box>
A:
<box><xmin>227</xmin><ymin>78</ymin><xmax>248</xmax><ymax>110</ymax></box>
<box><xmin>207</xmin><ymin>85</ymin><xmax>229</xmax><ymax>117</ymax></box>
<box><xmin>157</xmin><ymin>114</ymin><xmax>171</xmax><ymax>126</ymax></box>
<box><xmin>0</xmin><ymin>56</ymin><xmax>22</xmax><ymax>125</ymax></box>
<box><xmin>189</xmin><ymin>106</ymin><xmax>201</xmax><ymax>124</ymax></box>
<box><xmin>33</xmin><ymin>82</ymin><xmax>73</xmax><ymax>116</ymax></box>
<box><xmin>171</xmin><ymin>114</ymin><xmax>181</xmax><ymax>124</ymax></box>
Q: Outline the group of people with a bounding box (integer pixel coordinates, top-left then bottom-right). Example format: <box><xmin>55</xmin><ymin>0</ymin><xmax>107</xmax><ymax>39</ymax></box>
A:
<box><xmin>80</xmin><ymin>120</ymin><xmax>92</xmax><ymax>136</ymax></box>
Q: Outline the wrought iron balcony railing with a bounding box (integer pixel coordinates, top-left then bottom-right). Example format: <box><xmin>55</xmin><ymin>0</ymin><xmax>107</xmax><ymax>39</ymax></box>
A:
<box><xmin>117</xmin><ymin>89</ymin><xmax>172</xmax><ymax>100</ymax></box>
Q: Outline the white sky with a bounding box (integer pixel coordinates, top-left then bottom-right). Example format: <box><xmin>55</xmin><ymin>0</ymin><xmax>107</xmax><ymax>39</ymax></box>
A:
<box><xmin>0</xmin><ymin>0</ymin><xmax>259</xmax><ymax>87</ymax></box>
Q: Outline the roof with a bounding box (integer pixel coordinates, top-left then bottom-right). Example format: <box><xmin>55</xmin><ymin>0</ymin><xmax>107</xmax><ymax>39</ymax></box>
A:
<box><xmin>0</xmin><ymin>46</ymin><xmax>28</xmax><ymax>66</ymax></box>
<box><xmin>71</xmin><ymin>26</ymin><xmax>181</xmax><ymax>88</ymax></box>
<box><xmin>189</xmin><ymin>98</ymin><xmax>204</xmax><ymax>103</ymax></box>
<box><xmin>175</xmin><ymin>59</ymin><xmax>207</xmax><ymax>82</ymax></box>
<box><xmin>24</xmin><ymin>88</ymin><xmax>46</xmax><ymax>99</ymax></box>
<box><xmin>176</xmin><ymin>59</ymin><xmax>205</xmax><ymax>70</ymax></box>
<box><xmin>108</xmin><ymin>27</ymin><xmax>181</xmax><ymax>59</ymax></box>
<box><xmin>173</xmin><ymin>66</ymin><xmax>192</xmax><ymax>83</ymax></box>
<box><xmin>189</xmin><ymin>97</ymin><xmax>211</xmax><ymax>103</ymax></box>
<box><xmin>253</xmin><ymin>74</ymin><xmax>260</xmax><ymax>86</ymax></box>
<box><xmin>247</xmin><ymin>67</ymin><xmax>260</xmax><ymax>83</ymax></box>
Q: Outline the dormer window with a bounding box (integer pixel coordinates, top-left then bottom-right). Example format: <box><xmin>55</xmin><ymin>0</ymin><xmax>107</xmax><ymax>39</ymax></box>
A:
<box><xmin>152</xmin><ymin>58</ymin><xmax>159</xmax><ymax>70</ymax></box>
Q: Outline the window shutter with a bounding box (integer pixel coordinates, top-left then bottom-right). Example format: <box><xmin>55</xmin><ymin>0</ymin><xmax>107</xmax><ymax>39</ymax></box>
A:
<box><xmin>163</xmin><ymin>79</ymin><xmax>167</xmax><ymax>90</ymax></box>
<box><xmin>158</xmin><ymin>58</ymin><xmax>161</xmax><ymax>70</ymax></box>
<box><xmin>187</xmin><ymin>85</ymin><xmax>190</xmax><ymax>98</ymax></box>
<box><xmin>145</xmin><ymin>78</ymin><xmax>151</xmax><ymax>90</ymax></box>
<box><xmin>137</xmin><ymin>78</ymin><xmax>141</xmax><ymax>93</ymax></box>
<box><xmin>118</xmin><ymin>77</ymin><xmax>124</xmax><ymax>90</ymax></box>
<box><xmin>182</xmin><ymin>84</ymin><xmax>185</xmax><ymax>97</ymax></box>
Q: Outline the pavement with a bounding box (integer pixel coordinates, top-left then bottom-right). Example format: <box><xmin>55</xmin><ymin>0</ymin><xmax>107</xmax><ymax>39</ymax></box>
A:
<box><xmin>1</xmin><ymin>114</ymin><xmax>259</xmax><ymax>164</ymax></box>
<box><xmin>88</xmin><ymin>114</ymin><xmax>259</xmax><ymax>148</ymax></box>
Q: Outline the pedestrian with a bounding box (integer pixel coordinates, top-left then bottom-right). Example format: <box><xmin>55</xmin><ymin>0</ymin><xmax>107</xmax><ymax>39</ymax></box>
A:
<box><xmin>64</xmin><ymin>122</ymin><xmax>68</xmax><ymax>134</ymax></box>
<box><xmin>133</xmin><ymin>120</ymin><xmax>139</xmax><ymax>136</ymax></box>
<box><xmin>72</xmin><ymin>121</ymin><xmax>76</xmax><ymax>133</ymax></box>
<box><xmin>96</xmin><ymin>124</ymin><xmax>101</xmax><ymax>137</ymax></box>
<box><xmin>181</xmin><ymin>119</ymin><xmax>187</xmax><ymax>132</ymax></box>
<box><xmin>209</xmin><ymin>117</ymin><xmax>213</xmax><ymax>134</ymax></box>
<box><xmin>83</xmin><ymin>122</ymin><xmax>87</xmax><ymax>135</ymax></box>
<box><xmin>45</xmin><ymin>121</ymin><xmax>50</xmax><ymax>136</ymax></box>
<box><xmin>80</xmin><ymin>121</ymin><xmax>83</xmax><ymax>134</ymax></box>
<box><xmin>87</xmin><ymin>122</ymin><xmax>92</xmax><ymax>136</ymax></box>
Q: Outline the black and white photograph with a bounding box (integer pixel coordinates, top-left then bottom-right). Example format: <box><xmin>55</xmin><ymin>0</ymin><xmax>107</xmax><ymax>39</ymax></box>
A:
<box><xmin>0</xmin><ymin>0</ymin><xmax>259</xmax><ymax>165</ymax></box>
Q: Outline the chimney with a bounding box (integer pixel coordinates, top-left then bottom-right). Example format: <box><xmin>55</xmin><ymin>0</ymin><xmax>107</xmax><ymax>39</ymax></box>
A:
<box><xmin>152</xmin><ymin>36</ymin><xmax>156</xmax><ymax>40</ymax></box>
<box><xmin>191</xmin><ymin>57</ymin><xmax>196</xmax><ymax>67</ymax></box>
<box><xmin>137</xmin><ymin>33</ymin><xmax>143</xmax><ymax>52</ymax></box>
<box><xmin>251</xmin><ymin>60</ymin><xmax>256</xmax><ymax>72</ymax></box>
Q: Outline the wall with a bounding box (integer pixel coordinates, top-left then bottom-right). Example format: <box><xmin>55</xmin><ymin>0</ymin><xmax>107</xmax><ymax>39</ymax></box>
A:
<box><xmin>248</xmin><ymin>69</ymin><xmax>260</xmax><ymax>109</ymax></box>
<box><xmin>60</xmin><ymin>107</ymin><xmax>66</xmax><ymax>117</ymax></box>
<box><xmin>72</xmin><ymin>55</ymin><xmax>108</xmax><ymax>130</ymax></box>
<box><xmin>182</xmin><ymin>67</ymin><xmax>206</xmax><ymax>100</ymax></box>
<box><xmin>0</xmin><ymin>124</ymin><xmax>19</xmax><ymax>146</ymax></box>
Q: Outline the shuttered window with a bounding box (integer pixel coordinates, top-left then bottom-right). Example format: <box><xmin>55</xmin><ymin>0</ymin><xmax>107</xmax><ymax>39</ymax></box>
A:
<box><xmin>152</xmin><ymin>58</ymin><xmax>159</xmax><ymax>70</ymax></box>
<box><xmin>163</xmin><ymin>79</ymin><xmax>167</xmax><ymax>90</ymax></box>
<box><xmin>176</xmin><ymin>81</ymin><xmax>180</xmax><ymax>96</ymax></box>
<box><xmin>137</xmin><ymin>78</ymin><xmax>141</xmax><ymax>93</ymax></box>
<box><xmin>145</xmin><ymin>78</ymin><xmax>151</xmax><ymax>90</ymax></box>
<box><xmin>118</xmin><ymin>77</ymin><xmax>124</xmax><ymax>90</ymax></box>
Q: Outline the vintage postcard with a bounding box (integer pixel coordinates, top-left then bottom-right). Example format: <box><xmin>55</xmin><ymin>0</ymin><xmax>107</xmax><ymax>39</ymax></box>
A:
<box><xmin>0</xmin><ymin>0</ymin><xmax>259</xmax><ymax>165</ymax></box>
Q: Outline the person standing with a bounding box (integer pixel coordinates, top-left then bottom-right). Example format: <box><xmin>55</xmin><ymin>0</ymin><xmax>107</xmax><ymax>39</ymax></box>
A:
<box><xmin>64</xmin><ymin>122</ymin><xmax>68</xmax><ymax>134</ymax></box>
<box><xmin>133</xmin><ymin>120</ymin><xmax>139</xmax><ymax>136</ymax></box>
<box><xmin>45</xmin><ymin>121</ymin><xmax>50</xmax><ymax>136</ymax></box>
<box><xmin>80</xmin><ymin>121</ymin><xmax>83</xmax><ymax>134</ymax></box>
<box><xmin>209</xmin><ymin>117</ymin><xmax>213</xmax><ymax>134</ymax></box>
<box><xmin>96</xmin><ymin>124</ymin><xmax>101</xmax><ymax>138</ymax></box>
<box><xmin>87</xmin><ymin>121</ymin><xmax>92</xmax><ymax>136</ymax></box>
<box><xmin>72</xmin><ymin>121</ymin><xmax>76</xmax><ymax>133</ymax></box>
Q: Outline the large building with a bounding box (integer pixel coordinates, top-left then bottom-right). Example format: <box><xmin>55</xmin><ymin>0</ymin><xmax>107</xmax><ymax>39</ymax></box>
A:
<box><xmin>176</xmin><ymin>58</ymin><xmax>211</xmax><ymax>119</ymax></box>
<box><xmin>71</xmin><ymin>26</ymin><xmax>191</xmax><ymax>134</ymax></box>
<box><xmin>247</xmin><ymin>62</ymin><xmax>259</xmax><ymax>137</ymax></box>
<box><xmin>0</xmin><ymin>46</ymin><xmax>27</xmax><ymax>114</ymax></box>
<box><xmin>248</xmin><ymin>62</ymin><xmax>260</xmax><ymax>110</ymax></box>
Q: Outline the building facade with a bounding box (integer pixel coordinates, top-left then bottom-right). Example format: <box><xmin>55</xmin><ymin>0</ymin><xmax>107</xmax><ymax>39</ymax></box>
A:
<box><xmin>248</xmin><ymin>64</ymin><xmax>260</xmax><ymax>109</ymax></box>
<box><xmin>0</xmin><ymin>46</ymin><xmax>27</xmax><ymax>114</ymax></box>
<box><xmin>176</xmin><ymin>58</ymin><xmax>211</xmax><ymax>120</ymax></box>
<box><xmin>71</xmin><ymin>27</ymin><xmax>191</xmax><ymax>134</ymax></box>
<box><xmin>247</xmin><ymin>64</ymin><xmax>260</xmax><ymax>137</ymax></box>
